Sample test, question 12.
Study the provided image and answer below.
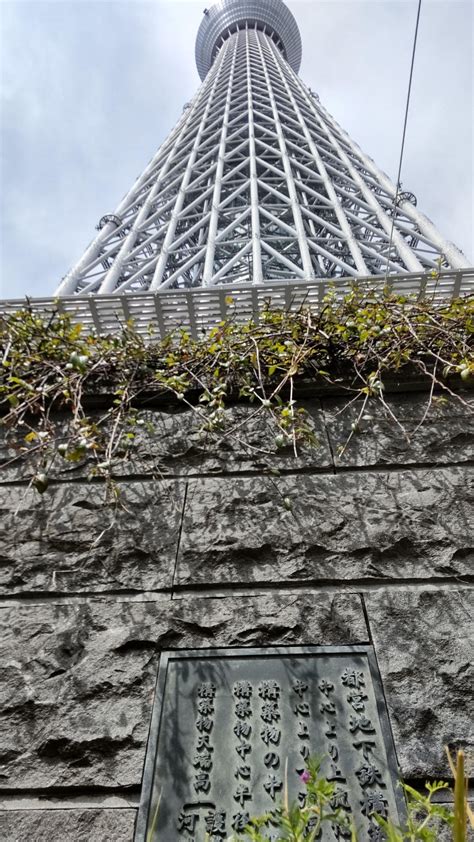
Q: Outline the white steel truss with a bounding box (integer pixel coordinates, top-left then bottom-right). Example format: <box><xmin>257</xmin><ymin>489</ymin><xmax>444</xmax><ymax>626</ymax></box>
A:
<box><xmin>55</xmin><ymin>4</ymin><xmax>470</xmax><ymax>297</ymax></box>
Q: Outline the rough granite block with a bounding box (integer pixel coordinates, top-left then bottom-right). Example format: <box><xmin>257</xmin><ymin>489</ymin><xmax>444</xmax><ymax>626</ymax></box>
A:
<box><xmin>0</xmin><ymin>401</ymin><xmax>332</xmax><ymax>483</ymax></box>
<box><xmin>0</xmin><ymin>592</ymin><xmax>366</xmax><ymax>789</ymax></box>
<box><xmin>0</xmin><ymin>809</ymin><xmax>136</xmax><ymax>841</ymax></box>
<box><xmin>365</xmin><ymin>588</ymin><xmax>474</xmax><ymax>778</ymax></box>
<box><xmin>110</xmin><ymin>402</ymin><xmax>333</xmax><ymax>476</ymax></box>
<box><xmin>177</xmin><ymin>467</ymin><xmax>473</xmax><ymax>586</ymax></box>
<box><xmin>323</xmin><ymin>392</ymin><xmax>474</xmax><ymax>468</ymax></box>
<box><xmin>0</xmin><ymin>479</ymin><xmax>184</xmax><ymax>595</ymax></box>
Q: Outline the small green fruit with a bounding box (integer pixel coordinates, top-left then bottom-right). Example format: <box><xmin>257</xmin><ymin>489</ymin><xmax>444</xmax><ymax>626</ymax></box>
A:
<box><xmin>33</xmin><ymin>473</ymin><xmax>49</xmax><ymax>494</ymax></box>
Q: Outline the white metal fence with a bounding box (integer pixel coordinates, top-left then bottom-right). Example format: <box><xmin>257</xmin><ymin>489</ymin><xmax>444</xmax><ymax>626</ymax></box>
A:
<box><xmin>2</xmin><ymin>269</ymin><xmax>473</xmax><ymax>341</ymax></box>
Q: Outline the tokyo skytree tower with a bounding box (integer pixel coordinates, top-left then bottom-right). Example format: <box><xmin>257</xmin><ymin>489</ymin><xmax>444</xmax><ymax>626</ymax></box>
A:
<box><xmin>56</xmin><ymin>0</ymin><xmax>469</xmax><ymax>297</ymax></box>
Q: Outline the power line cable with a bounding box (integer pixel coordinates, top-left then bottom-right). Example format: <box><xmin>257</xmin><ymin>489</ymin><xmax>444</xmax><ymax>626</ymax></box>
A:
<box><xmin>385</xmin><ymin>0</ymin><xmax>422</xmax><ymax>276</ymax></box>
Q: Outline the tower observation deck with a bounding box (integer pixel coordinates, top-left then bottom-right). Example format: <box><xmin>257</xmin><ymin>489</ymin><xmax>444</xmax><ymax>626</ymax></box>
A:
<box><xmin>55</xmin><ymin>0</ymin><xmax>469</xmax><ymax>297</ymax></box>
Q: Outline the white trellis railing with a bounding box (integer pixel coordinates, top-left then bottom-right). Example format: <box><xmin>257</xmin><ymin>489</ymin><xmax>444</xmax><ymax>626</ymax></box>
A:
<box><xmin>2</xmin><ymin>269</ymin><xmax>473</xmax><ymax>341</ymax></box>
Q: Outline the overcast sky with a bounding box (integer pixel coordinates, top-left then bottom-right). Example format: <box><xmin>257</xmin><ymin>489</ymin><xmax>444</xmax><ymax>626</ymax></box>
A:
<box><xmin>1</xmin><ymin>0</ymin><xmax>472</xmax><ymax>299</ymax></box>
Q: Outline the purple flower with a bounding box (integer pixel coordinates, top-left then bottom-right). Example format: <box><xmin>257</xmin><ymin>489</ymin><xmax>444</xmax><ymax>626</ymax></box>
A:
<box><xmin>300</xmin><ymin>770</ymin><xmax>311</xmax><ymax>784</ymax></box>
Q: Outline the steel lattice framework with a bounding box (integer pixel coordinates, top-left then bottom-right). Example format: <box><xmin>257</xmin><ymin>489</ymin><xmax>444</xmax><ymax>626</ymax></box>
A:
<box><xmin>55</xmin><ymin>0</ymin><xmax>470</xmax><ymax>297</ymax></box>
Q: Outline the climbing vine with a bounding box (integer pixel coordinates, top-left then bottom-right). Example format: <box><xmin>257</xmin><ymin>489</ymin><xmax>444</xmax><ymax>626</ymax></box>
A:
<box><xmin>0</xmin><ymin>286</ymin><xmax>472</xmax><ymax>495</ymax></box>
<box><xmin>144</xmin><ymin>751</ymin><xmax>473</xmax><ymax>841</ymax></box>
<box><xmin>225</xmin><ymin>750</ymin><xmax>473</xmax><ymax>842</ymax></box>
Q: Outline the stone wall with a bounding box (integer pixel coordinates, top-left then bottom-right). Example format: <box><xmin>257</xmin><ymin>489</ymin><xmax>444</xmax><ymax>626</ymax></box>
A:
<box><xmin>0</xmin><ymin>391</ymin><xmax>472</xmax><ymax>840</ymax></box>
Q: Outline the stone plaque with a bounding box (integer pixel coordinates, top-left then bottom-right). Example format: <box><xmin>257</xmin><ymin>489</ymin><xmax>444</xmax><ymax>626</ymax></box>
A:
<box><xmin>136</xmin><ymin>646</ymin><xmax>405</xmax><ymax>841</ymax></box>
